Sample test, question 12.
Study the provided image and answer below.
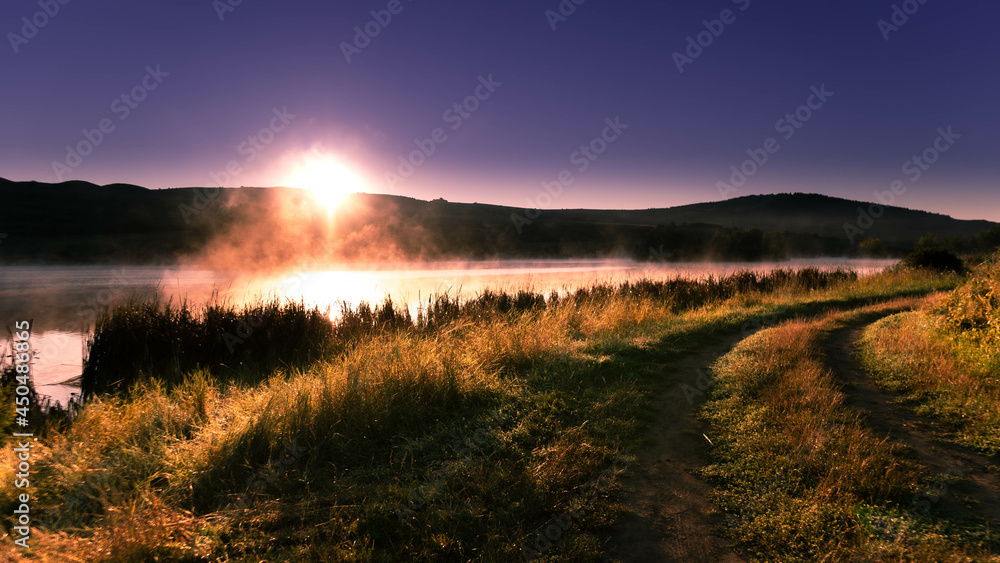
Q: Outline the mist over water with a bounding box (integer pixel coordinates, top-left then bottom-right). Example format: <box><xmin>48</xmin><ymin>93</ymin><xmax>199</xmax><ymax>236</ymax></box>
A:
<box><xmin>242</xmin><ymin>258</ymin><xmax>897</xmax><ymax>316</ymax></box>
<box><xmin>1</xmin><ymin>258</ymin><xmax>897</xmax><ymax>405</ymax></box>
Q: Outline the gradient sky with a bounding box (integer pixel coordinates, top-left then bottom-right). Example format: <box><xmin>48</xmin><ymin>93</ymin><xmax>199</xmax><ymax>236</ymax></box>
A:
<box><xmin>2</xmin><ymin>0</ymin><xmax>999</xmax><ymax>220</ymax></box>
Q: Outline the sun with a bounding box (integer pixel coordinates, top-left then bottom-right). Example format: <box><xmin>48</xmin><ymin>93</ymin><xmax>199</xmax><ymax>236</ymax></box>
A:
<box><xmin>286</xmin><ymin>152</ymin><xmax>366</xmax><ymax>211</ymax></box>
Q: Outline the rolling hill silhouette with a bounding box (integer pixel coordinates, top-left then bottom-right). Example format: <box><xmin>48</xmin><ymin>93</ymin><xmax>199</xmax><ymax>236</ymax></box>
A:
<box><xmin>0</xmin><ymin>178</ymin><xmax>995</xmax><ymax>264</ymax></box>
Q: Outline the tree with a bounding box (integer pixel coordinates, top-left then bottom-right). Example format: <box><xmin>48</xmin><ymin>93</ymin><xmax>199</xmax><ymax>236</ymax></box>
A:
<box><xmin>858</xmin><ymin>237</ymin><xmax>885</xmax><ymax>257</ymax></box>
<box><xmin>903</xmin><ymin>235</ymin><xmax>964</xmax><ymax>273</ymax></box>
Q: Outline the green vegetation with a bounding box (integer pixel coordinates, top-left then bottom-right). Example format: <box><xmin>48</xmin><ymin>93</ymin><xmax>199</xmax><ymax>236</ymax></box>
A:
<box><xmin>699</xmin><ymin>251</ymin><xmax>1000</xmax><ymax>561</ymax></box>
<box><xmin>81</xmin><ymin>269</ymin><xmax>856</xmax><ymax>398</ymax></box>
<box><xmin>0</xmin><ymin>267</ymin><xmax>965</xmax><ymax>560</ymax></box>
<box><xmin>902</xmin><ymin>235</ymin><xmax>967</xmax><ymax>273</ymax></box>
<box><xmin>859</xmin><ymin>237</ymin><xmax>887</xmax><ymax>257</ymax></box>
<box><xmin>700</xmin><ymin>305</ymin><xmax>997</xmax><ymax>561</ymax></box>
<box><xmin>81</xmin><ymin>297</ymin><xmax>341</xmax><ymax>399</ymax></box>
<box><xmin>942</xmin><ymin>250</ymin><xmax>1000</xmax><ymax>346</ymax></box>
<box><xmin>858</xmin><ymin>251</ymin><xmax>1000</xmax><ymax>455</ymax></box>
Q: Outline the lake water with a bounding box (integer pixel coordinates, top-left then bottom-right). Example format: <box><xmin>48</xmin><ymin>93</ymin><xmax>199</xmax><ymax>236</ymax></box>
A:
<box><xmin>0</xmin><ymin>258</ymin><xmax>897</xmax><ymax>406</ymax></box>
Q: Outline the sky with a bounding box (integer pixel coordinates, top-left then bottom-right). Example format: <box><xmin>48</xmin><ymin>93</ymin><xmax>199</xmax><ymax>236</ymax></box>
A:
<box><xmin>2</xmin><ymin>0</ymin><xmax>999</xmax><ymax>220</ymax></box>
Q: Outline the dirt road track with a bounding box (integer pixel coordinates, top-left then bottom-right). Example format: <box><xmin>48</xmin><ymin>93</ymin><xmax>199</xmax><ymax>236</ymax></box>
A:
<box><xmin>606</xmin><ymin>332</ymin><xmax>747</xmax><ymax>563</ymax></box>
<box><xmin>825</xmin><ymin>320</ymin><xmax>1000</xmax><ymax>523</ymax></box>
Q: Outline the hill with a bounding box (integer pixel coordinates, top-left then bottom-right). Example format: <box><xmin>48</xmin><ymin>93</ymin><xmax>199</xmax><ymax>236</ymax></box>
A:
<box><xmin>619</xmin><ymin>193</ymin><xmax>995</xmax><ymax>244</ymax></box>
<box><xmin>0</xmin><ymin>178</ymin><xmax>995</xmax><ymax>265</ymax></box>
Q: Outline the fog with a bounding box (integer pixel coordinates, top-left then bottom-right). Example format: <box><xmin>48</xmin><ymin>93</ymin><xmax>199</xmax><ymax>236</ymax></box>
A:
<box><xmin>2</xmin><ymin>257</ymin><xmax>898</xmax><ymax>406</ymax></box>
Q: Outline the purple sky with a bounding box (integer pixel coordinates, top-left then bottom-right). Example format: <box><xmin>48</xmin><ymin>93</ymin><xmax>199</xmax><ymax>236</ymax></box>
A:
<box><xmin>2</xmin><ymin>0</ymin><xmax>999</xmax><ymax>220</ymax></box>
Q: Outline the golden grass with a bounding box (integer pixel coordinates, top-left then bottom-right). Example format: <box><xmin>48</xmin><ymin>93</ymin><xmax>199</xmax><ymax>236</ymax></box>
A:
<box><xmin>701</xmin><ymin>302</ymin><xmax>998</xmax><ymax>562</ymax></box>
<box><xmin>859</xmin><ymin>309</ymin><xmax>1000</xmax><ymax>456</ymax></box>
<box><xmin>0</xmin><ymin>268</ymin><xmax>965</xmax><ymax>560</ymax></box>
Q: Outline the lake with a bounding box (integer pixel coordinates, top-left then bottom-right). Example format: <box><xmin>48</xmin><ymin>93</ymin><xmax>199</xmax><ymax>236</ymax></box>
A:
<box><xmin>0</xmin><ymin>258</ymin><xmax>897</xmax><ymax>405</ymax></box>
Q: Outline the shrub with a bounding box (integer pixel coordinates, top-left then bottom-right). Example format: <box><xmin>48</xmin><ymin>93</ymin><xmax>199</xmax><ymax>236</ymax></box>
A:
<box><xmin>903</xmin><ymin>247</ymin><xmax>965</xmax><ymax>273</ymax></box>
<box><xmin>941</xmin><ymin>250</ymin><xmax>1000</xmax><ymax>339</ymax></box>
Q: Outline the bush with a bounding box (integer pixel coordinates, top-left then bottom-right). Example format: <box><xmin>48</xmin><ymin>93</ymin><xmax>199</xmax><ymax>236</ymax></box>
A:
<box><xmin>858</xmin><ymin>237</ymin><xmax>885</xmax><ymax>257</ymax></box>
<box><xmin>941</xmin><ymin>250</ymin><xmax>1000</xmax><ymax>339</ymax></box>
<box><xmin>903</xmin><ymin>247</ymin><xmax>965</xmax><ymax>273</ymax></box>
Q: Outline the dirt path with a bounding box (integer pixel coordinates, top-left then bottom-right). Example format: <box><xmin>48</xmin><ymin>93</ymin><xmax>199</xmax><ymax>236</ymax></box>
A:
<box><xmin>605</xmin><ymin>302</ymin><xmax>1000</xmax><ymax>562</ymax></box>
<box><xmin>606</xmin><ymin>332</ymin><xmax>748</xmax><ymax>563</ymax></box>
<box><xmin>825</xmin><ymin>321</ymin><xmax>1000</xmax><ymax>523</ymax></box>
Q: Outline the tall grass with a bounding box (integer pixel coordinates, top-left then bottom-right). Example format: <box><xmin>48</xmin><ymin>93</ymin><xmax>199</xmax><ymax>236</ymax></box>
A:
<box><xmin>81</xmin><ymin>297</ymin><xmax>338</xmax><ymax>398</ymax></box>
<box><xmin>942</xmin><ymin>250</ymin><xmax>1000</xmax><ymax>346</ymax></box>
<box><xmin>700</xmin><ymin>305</ymin><xmax>998</xmax><ymax>561</ymax></box>
<box><xmin>80</xmin><ymin>268</ymin><xmax>858</xmax><ymax>398</ymax></box>
<box><xmin>858</xmin><ymin>250</ymin><xmax>1000</xmax><ymax>455</ymax></box>
<box><xmin>858</xmin><ymin>311</ymin><xmax>1000</xmax><ymax>456</ymax></box>
<box><xmin>0</xmin><ymin>266</ymin><xmax>963</xmax><ymax>560</ymax></box>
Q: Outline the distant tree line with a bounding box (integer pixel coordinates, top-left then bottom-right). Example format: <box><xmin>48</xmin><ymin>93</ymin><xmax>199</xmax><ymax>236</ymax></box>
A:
<box><xmin>3</xmin><ymin>180</ymin><xmax>998</xmax><ymax>265</ymax></box>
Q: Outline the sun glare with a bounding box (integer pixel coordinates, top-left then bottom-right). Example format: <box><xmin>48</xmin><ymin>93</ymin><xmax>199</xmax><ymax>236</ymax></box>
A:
<box><xmin>286</xmin><ymin>152</ymin><xmax>366</xmax><ymax>211</ymax></box>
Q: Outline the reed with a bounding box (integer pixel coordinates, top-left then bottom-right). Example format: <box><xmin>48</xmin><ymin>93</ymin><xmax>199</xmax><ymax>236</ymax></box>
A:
<box><xmin>0</xmin><ymin>265</ymin><xmax>963</xmax><ymax>560</ymax></box>
<box><xmin>80</xmin><ymin>267</ymin><xmax>860</xmax><ymax>398</ymax></box>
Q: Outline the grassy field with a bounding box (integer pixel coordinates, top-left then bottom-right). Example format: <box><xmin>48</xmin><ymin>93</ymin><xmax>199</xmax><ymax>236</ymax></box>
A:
<box><xmin>0</xmin><ymin>266</ymin><xmax>969</xmax><ymax>561</ymax></box>
<box><xmin>858</xmin><ymin>255</ymin><xmax>1000</xmax><ymax>456</ymax></box>
<box><xmin>700</xmin><ymin>305</ymin><xmax>997</xmax><ymax>561</ymax></box>
<box><xmin>700</xmin><ymin>253</ymin><xmax>1000</xmax><ymax>562</ymax></box>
